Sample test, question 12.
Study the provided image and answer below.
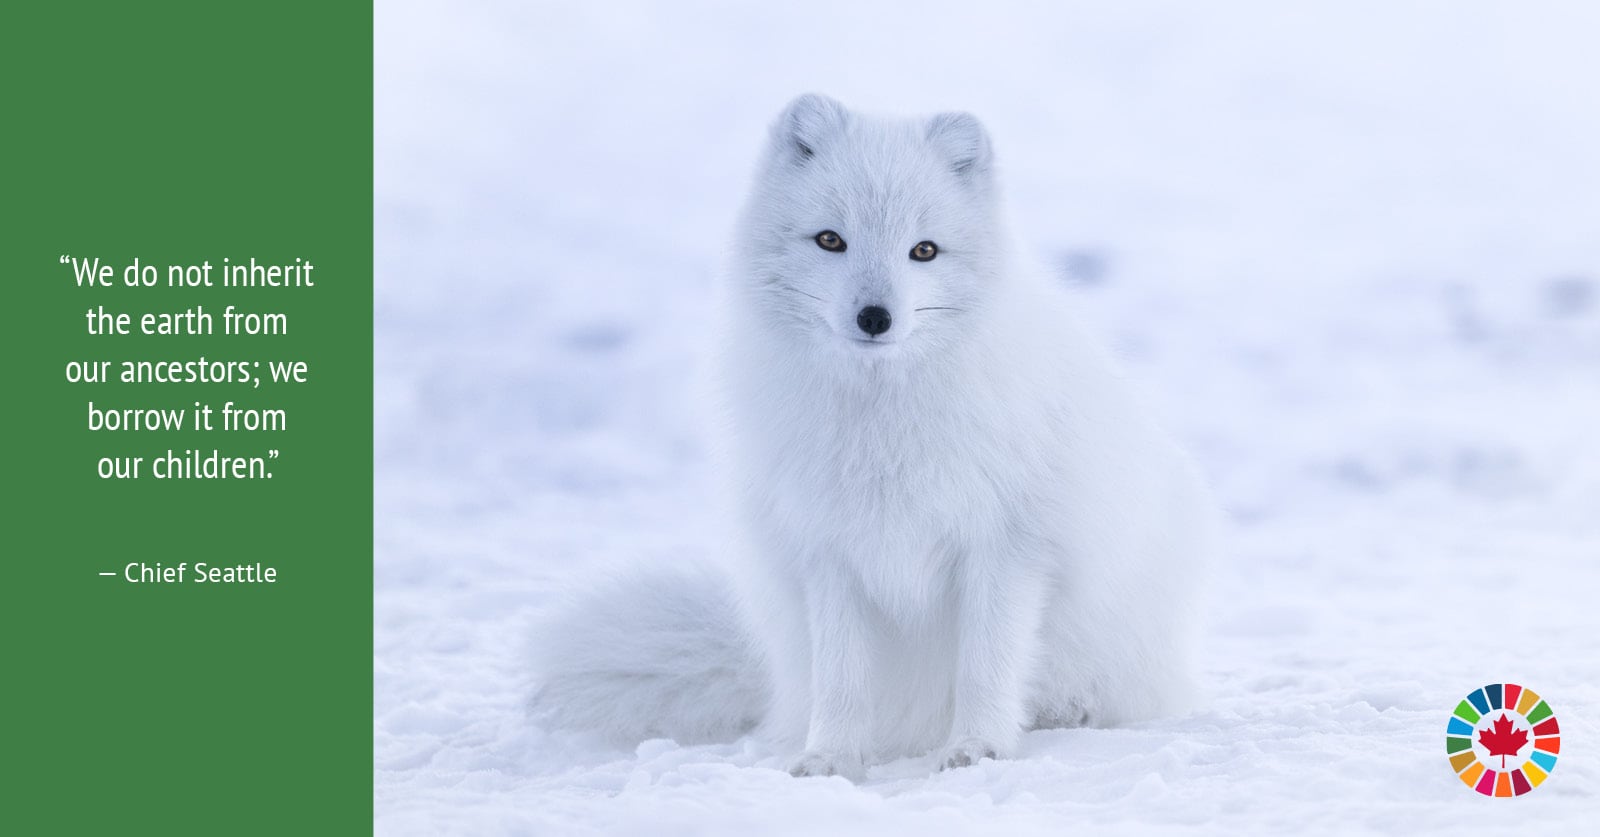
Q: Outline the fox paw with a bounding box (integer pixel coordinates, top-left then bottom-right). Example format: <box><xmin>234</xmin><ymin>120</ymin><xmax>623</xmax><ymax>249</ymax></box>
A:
<box><xmin>787</xmin><ymin>750</ymin><xmax>863</xmax><ymax>781</ymax></box>
<box><xmin>937</xmin><ymin>737</ymin><xmax>1000</xmax><ymax>771</ymax></box>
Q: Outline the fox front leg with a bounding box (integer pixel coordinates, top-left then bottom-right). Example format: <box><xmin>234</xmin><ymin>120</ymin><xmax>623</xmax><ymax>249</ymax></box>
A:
<box><xmin>787</xmin><ymin>569</ymin><xmax>873</xmax><ymax>781</ymax></box>
<box><xmin>939</xmin><ymin>553</ymin><xmax>1047</xmax><ymax>771</ymax></box>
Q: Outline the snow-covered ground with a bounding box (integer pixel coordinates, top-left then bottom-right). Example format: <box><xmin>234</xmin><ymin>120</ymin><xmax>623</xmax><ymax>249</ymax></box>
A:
<box><xmin>375</xmin><ymin>2</ymin><xmax>1600</xmax><ymax>833</ymax></box>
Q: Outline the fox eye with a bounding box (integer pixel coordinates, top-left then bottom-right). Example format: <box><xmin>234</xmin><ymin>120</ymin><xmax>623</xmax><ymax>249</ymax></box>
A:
<box><xmin>910</xmin><ymin>241</ymin><xmax>938</xmax><ymax>262</ymax></box>
<box><xmin>815</xmin><ymin>230</ymin><xmax>846</xmax><ymax>252</ymax></box>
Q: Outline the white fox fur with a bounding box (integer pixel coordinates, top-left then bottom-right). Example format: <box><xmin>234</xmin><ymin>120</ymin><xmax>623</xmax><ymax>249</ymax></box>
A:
<box><xmin>532</xmin><ymin>94</ymin><xmax>1213</xmax><ymax>780</ymax></box>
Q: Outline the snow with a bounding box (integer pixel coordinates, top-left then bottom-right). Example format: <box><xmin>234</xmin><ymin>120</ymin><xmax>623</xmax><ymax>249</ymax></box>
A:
<box><xmin>375</xmin><ymin>1</ymin><xmax>1600</xmax><ymax>833</ymax></box>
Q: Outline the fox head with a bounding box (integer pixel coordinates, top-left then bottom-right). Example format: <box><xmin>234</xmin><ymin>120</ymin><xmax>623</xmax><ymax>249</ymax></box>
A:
<box><xmin>734</xmin><ymin>94</ymin><xmax>1005</xmax><ymax>360</ymax></box>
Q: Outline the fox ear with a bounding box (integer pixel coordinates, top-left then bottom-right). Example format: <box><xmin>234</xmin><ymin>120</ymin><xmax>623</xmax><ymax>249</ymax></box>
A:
<box><xmin>926</xmin><ymin>111</ymin><xmax>992</xmax><ymax>179</ymax></box>
<box><xmin>772</xmin><ymin>93</ymin><xmax>848</xmax><ymax>163</ymax></box>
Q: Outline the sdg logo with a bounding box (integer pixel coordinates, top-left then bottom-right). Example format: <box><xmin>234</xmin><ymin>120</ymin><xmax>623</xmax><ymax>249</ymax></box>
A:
<box><xmin>1446</xmin><ymin>683</ymin><xmax>1559</xmax><ymax>797</ymax></box>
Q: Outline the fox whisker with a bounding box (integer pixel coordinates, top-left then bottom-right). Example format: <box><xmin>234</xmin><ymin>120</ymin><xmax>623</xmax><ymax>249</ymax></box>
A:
<box><xmin>774</xmin><ymin>283</ymin><xmax>827</xmax><ymax>303</ymax></box>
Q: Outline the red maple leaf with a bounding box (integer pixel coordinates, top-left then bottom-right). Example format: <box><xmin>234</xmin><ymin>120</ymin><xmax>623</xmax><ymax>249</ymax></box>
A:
<box><xmin>1478</xmin><ymin>713</ymin><xmax>1529</xmax><ymax>769</ymax></box>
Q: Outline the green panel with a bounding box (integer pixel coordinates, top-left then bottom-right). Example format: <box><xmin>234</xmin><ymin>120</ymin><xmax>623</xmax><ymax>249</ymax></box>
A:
<box><xmin>2</xmin><ymin>2</ymin><xmax>372</xmax><ymax>833</ymax></box>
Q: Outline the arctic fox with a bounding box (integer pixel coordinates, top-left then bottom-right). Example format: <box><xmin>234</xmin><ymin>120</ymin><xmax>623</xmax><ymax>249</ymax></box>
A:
<box><xmin>533</xmin><ymin>94</ymin><xmax>1213</xmax><ymax>780</ymax></box>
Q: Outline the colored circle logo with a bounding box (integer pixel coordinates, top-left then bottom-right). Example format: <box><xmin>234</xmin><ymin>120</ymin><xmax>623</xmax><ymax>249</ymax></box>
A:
<box><xmin>1447</xmin><ymin>683</ymin><xmax>1559</xmax><ymax>796</ymax></box>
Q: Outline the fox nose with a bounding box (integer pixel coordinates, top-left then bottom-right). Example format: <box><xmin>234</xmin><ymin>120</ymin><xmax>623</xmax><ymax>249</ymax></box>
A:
<box><xmin>856</xmin><ymin>306</ymin><xmax>892</xmax><ymax>336</ymax></box>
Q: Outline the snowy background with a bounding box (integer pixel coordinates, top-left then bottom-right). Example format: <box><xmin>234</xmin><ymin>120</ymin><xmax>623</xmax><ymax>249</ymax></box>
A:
<box><xmin>375</xmin><ymin>1</ymin><xmax>1600</xmax><ymax>833</ymax></box>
